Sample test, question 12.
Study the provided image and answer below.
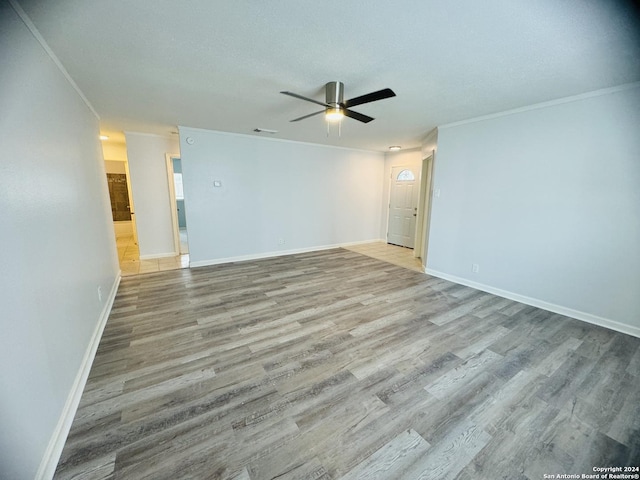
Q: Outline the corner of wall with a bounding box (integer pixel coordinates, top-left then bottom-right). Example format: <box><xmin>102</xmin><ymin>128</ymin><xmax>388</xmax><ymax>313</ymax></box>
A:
<box><xmin>8</xmin><ymin>0</ymin><xmax>100</xmax><ymax>120</ymax></box>
<box><xmin>421</xmin><ymin>127</ymin><xmax>438</xmax><ymax>158</ymax></box>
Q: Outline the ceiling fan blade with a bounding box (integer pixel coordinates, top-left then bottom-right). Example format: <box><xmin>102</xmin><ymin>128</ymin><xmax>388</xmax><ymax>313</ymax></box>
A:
<box><xmin>343</xmin><ymin>88</ymin><xmax>396</xmax><ymax>108</ymax></box>
<box><xmin>343</xmin><ymin>109</ymin><xmax>374</xmax><ymax>123</ymax></box>
<box><xmin>281</xmin><ymin>91</ymin><xmax>330</xmax><ymax>108</ymax></box>
<box><xmin>290</xmin><ymin>110</ymin><xmax>325</xmax><ymax>122</ymax></box>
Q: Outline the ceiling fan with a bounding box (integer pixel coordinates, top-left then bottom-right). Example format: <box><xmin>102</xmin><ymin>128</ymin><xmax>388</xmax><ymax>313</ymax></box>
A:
<box><xmin>281</xmin><ymin>81</ymin><xmax>396</xmax><ymax>123</ymax></box>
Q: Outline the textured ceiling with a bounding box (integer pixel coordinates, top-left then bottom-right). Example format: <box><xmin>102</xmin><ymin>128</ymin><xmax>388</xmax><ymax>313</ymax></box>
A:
<box><xmin>18</xmin><ymin>0</ymin><xmax>640</xmax><ymax>151</ymax></box>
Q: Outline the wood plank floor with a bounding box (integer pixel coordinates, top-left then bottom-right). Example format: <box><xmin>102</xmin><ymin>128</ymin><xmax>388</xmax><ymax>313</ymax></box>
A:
<box><xmin>54</xmin><ymin>249</ymin><xmax>640</xmax><ymax>479</ymax></box>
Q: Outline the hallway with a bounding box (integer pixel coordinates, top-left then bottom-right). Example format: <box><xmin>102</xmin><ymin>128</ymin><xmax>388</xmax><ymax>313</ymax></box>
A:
<box><xmin>116</xmin><ymin>234</ymin><xmax>190</xmax><ymax>276</ymax></box>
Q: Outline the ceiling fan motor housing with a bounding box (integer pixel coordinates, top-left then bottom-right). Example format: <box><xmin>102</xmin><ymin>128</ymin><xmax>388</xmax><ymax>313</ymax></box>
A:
<box><xmin>326</xmin><ymin>81</ymin><xmax>345</xmax><ymax>112</ymax></box>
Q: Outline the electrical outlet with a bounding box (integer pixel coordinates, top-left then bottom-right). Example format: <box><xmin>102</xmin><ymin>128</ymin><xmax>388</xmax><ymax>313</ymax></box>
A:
<box><xmin>471</xmin><ymin>263</ymin><xmax>480</xmax><ymax>273</ymax></box>
<box><xmin>97</xmin><ymin>286</ymin><xmax>103</xmax><ymax>302</ymax></box>
<box><xmin>278</xmin><ymin>238</ymin><xmax>286</xmax><ymax>245</ymax></box>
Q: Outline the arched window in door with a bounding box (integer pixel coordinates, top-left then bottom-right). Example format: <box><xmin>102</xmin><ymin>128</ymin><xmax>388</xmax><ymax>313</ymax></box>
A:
<box><xmin>396</xmin><ymin>169</ymin><xmax>415</xmax><ymax>181</ymax></box>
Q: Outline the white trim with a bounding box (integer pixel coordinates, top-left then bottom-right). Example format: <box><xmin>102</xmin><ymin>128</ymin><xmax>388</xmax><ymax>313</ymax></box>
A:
<box><xmin>165</xmin><ymin>153</ymin><xmax>182</xmax><ymax>257</ymax></box>
<box><xmin>123</xmin><ymin>131</ymin><xmax>176</xmax><ymax>139</ymax></box>
<box><xmin>9</xmin><ymin>0</ymin><xmax>100</xmax><ymax>120</ymax></box>
<box><xmin>178</xmin><ymin>125</ymin><xmax>385</xmax><ymax>155</ymax></box>
<box><xmin>344</xmin><ymin>239</ymin><xmax>384</xmax><ymax>246</ymax></box>
<box><xmin>139</xmin><ymin>252</ymin><xmax>179</xmax><ymax>260</ymax></box>
<box><xmin>384</xmin><ymin>147</ymin><xmax>423</xmax><ymax>158</ymax></box>
<box><xmin>122</xmin><ymin>161</ymin><xmax>138</xmax><ymax>246</ymax></box>
<box><xmin>190</xmin><ymin>239</ymin><xmax>385</xmax><ymax>268</ymax></box>
<box><xmin>420</xmin><ymin>127</ymin><xmax>438</xmax><ymax>145</ymax></box>
<box><xmin>35</xmin><ymin>274</ymin><xmax>121</xmax><ymax>480</ymax></box>
<box><xmin>439</xmin><ymin>82</ymin><xmax>640</xmax><ymax>129</ymax></box>
<box><xmin>425</xmin><ymin>268</ymin><xmax>640</xmax><ymax>339</ymax></box>
<box><xmin>417</xmin><ymin>152</ymin><xmax>435</xmax><ymax>265</ymax></box>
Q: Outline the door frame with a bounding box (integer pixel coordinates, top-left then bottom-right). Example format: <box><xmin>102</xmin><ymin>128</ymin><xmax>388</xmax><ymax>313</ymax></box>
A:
<box><xmin>165</xmin><ymin>153</ymin><xmax>183</xmax><ymax>255</ymax></box>
<box><xmin>122</xmin><ymin>160</ymin><xmax>138</xmax><ymax>245</ymax></box>
<box><xmin>416</xmin><ymin>151</ymin><xmax>435</xmax><ymax>266</ymax></box>
<box><xmin>387</xmin><ymin>164</ymin><xmax>421</xmax><ymax>249</ymax></box>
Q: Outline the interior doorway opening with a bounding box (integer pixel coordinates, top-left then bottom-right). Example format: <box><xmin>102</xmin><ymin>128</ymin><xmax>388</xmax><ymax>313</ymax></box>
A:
<box><xmin>416</xmin><ymin>152</ymin><xmax>435</xmax><ymax>269</ymax></box>
<box><xmin>104</xmin><ymin>157</ymin><xmax>139</xmax><ymax>269</ymax></box>
<box><xmin>385</xmin><ymin>152</ymin><xmax>435</xmax><ymax>270</ymax></box>
<box><xmin>166</xmin><ymin>154</ymin><xmax>189</xmax><ymax>255</ymax></box>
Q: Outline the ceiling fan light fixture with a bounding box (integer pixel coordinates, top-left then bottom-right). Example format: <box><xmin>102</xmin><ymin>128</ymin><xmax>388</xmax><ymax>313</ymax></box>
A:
<box><xmin>281</xmin><ymin>82</ymin><xmax>395</xmax><ymax>126</ymax></box>
<box><xmin>325</xmin><ymin>106</ymin><xmax>344</xmax><ymax>122</ymax></box>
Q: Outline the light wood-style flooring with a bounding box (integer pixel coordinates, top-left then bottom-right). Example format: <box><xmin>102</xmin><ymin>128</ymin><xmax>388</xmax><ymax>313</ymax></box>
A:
<box><xmin>55</xmin><ymin>249</ymin><xmax>640</xmax><ymax>479</ymax></box>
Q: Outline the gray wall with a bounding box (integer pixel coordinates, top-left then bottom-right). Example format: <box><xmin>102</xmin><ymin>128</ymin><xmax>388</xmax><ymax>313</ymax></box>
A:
<box><xmin>0</xmin><ymin>2</ymin><xmax>119</xmax><ymax>478</ymax></box>
<box><xmin>426</xmin><ymin>85</ymin><xmax>640</xmax><ymax>334</ymax></box>
<box><xmin>179</xmin><ymin>127</ymin><xmax>385</xmax><ymax>266</ymax></box>
<box><xmin>125</xmin><ymin>132</ymin><xmax>180</xmax><ymax>258</ymax></box>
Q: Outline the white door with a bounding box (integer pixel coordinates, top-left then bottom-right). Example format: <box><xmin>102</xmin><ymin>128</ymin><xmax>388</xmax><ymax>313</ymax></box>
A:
<box><xmin>388</xmin><ymin>166</ymin><xmax>420</xmax><ymax>248</ymax></box>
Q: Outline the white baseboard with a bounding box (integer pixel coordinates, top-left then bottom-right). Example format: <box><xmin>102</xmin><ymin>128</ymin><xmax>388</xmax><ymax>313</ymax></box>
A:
<box><xmin>340</xmin><ymin>238</ymin><xmax>387</xmax><ymax>247</ymax></box>
<box><xmin>425</xmin><ymin>268</ymin><xmax>640</xmax><ymax>339</ymax></box>
<box><xmin>189</xmin><ymin>239</ymin><xmax>384</xmax><ymax>268</ymax></box>
<box><xmin>139</xmin><ymin>252</ymin><xmax>178</xmax><ymax>260</ymax></box>
<box><xmin>35</xmin><ymin>274</ymin><xmax>121</xmax><ymax>480</ymax></box>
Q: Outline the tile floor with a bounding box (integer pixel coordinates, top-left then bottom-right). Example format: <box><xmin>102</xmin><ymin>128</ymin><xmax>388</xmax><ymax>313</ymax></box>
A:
<box><xmin>116</xmin><ymin>235</ymin><xmax>423</xmax><ymax>276</ymax></box>
<box><xmin>343</xmin><ymin>241</ymin><xmax>424</xmax><ymax>272</ymax></box>
<box><xmin>179</xmin><ymin>228</ymin><xmax>189</xmax><ymax>254</ymax></box>
<box><xmin>116</xmin><ymin>234</ymin><xmax>190</xmax><ymax>277</ymax></box>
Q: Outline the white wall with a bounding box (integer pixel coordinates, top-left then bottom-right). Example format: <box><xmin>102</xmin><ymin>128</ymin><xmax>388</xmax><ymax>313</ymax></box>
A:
<box><xmin>0</xmin><ymin>2</ymin><xmax>120</xmax><ymax>478</ymax></box>
<box><xmin>104</xmin><ymin>159</ymin><xmax>126</xmax><ymax>174</ymax></box>
<box><xmin>178</xmin><ymin>127</ymin><xmax>385</xmax><ymax>265</ymax></box>
<box><xmin>101</xmin><ymin>141</ymin><xmax>128</xmax><ymax>162</ymax></box>
<box><xmin>125</xmin><ymin>132</ymin><xmax>180</xmax><ymax>258</ymax></box>
<box><xmin>421</xmin><ymin>128</ymin><xmax>438</xmax><ymax>159</ymax></box>
<box><xmin>381</xmin><ymin>148</ymin><xmax>423</xmax><ymax>240</ymax></box>
<box><xmin>426</xmin><ymin>85</ymin><xmax>640</xmax><ymax>335</ymax></box>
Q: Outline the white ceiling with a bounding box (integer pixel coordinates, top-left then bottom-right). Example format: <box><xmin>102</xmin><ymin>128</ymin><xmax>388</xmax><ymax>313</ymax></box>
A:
<box><xmin>19</xmin><ymin>0</ymin><xmax>640</xmax><ymax>151</ymax></box>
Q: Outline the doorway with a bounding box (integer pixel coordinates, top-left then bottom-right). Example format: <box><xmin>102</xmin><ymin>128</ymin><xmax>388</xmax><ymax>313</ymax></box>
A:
<box><xmin>416</xmin><ymin>153</ymin><xmax>435</xmax><ymax>268</ymax></box>
<box><xmin>387</xmin><ymin>165</ymin><xmax>420</xmax><ymax>248</ymax></box>
<box><xmin>166</xmin><ymin>154</ymin><xmax>189</xmax><ymax>255</ymax></box>
<box><xmin>104</xmin><ymin>158</ymin><xmax>139</xmax><ymax>272</ymax></box>
<box><xmin>107</xmin><ymin>173</ymin><xmax>131</xmax><ymax>221</ymax></box>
